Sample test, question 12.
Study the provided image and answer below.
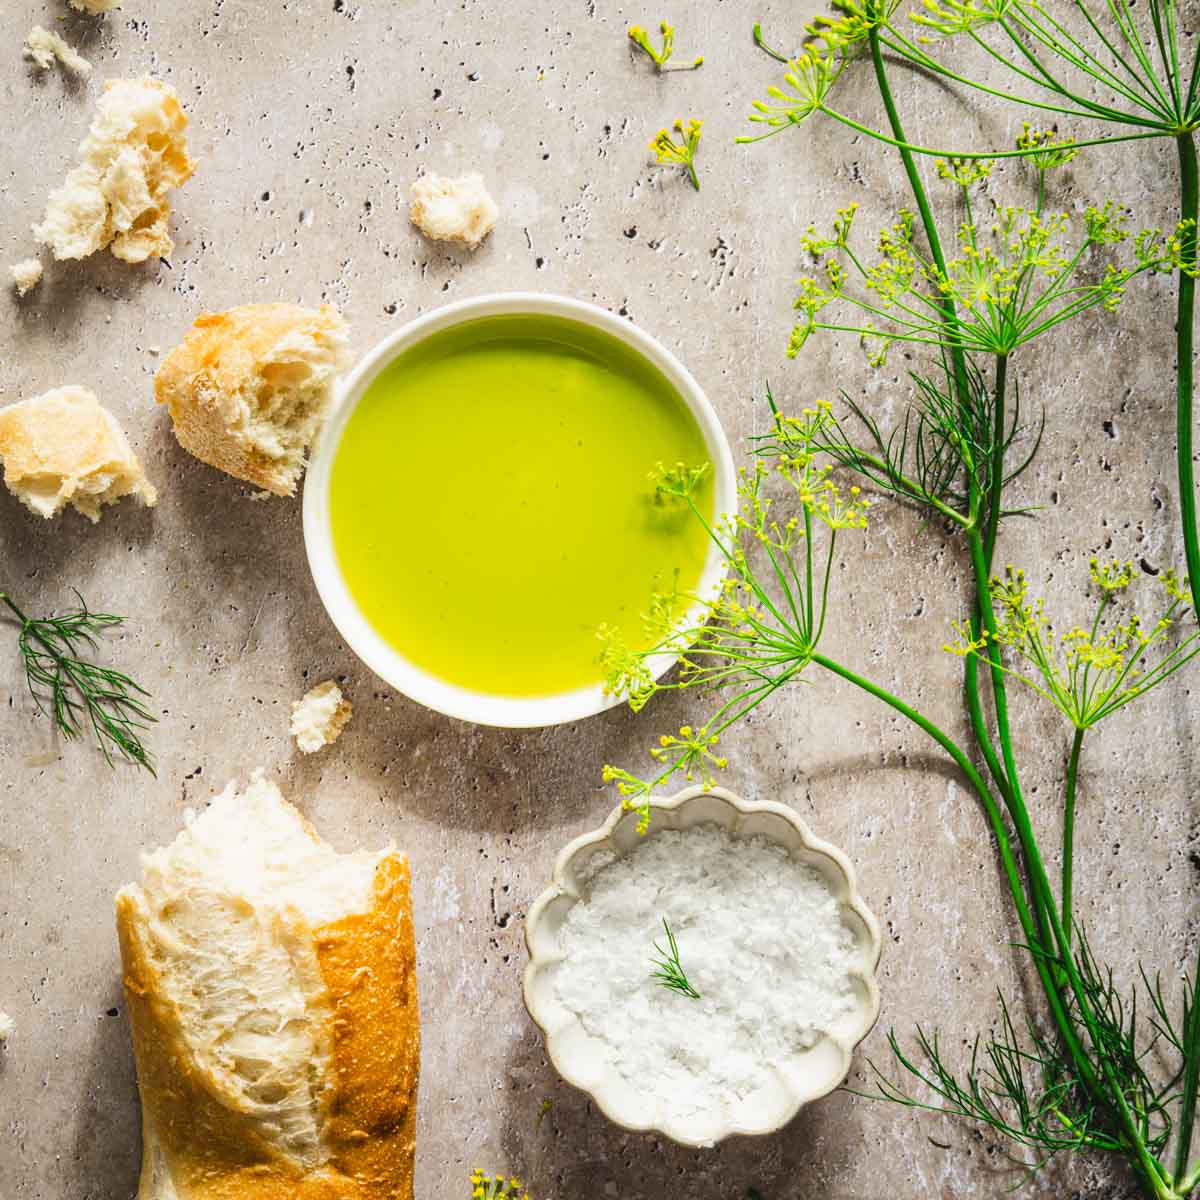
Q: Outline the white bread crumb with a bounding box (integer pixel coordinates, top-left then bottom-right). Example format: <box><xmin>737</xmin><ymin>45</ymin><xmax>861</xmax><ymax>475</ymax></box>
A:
<box><xmin>24</xmin><ymin>26</ymin><xmax>92</xmax><ymax>75</ymax></box>
<box><xmin>0</xmin><ymin>386</ymin><xmax>157</xmax><ymax>522</ymax></box>
<box><xmin>290</xmin><ymin>682</ymin><xmax>353</xmax><ymax>754</ymax></box>
<box><xmin>69</xmin><ymin>0</ymin><xmax>120</xmax><ymax>12</ymax></box>
<box><xmin>10</xmin><ymin>259</ymin><xmax>43</xmax><ymax>297</ymax></box>
<box><xmin>0</xmin><ymin>1011</ymin><xmax>14</xmax><ymax>1040</ymax></box>
<box><xmin>34</xmin><ymin>77</ymin><xmax>195</xmax><ymax>264</ymax></box>
<box><xmin>410</xmin><ymin>172</ymin><xmax>498</xmax><ymax>248</ymax></box>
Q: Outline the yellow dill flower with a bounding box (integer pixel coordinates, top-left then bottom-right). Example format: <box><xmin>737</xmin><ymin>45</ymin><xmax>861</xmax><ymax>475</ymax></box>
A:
<box><xmin>1089</xmin><ymin>557</ymin><xmax>1135</xmax><ymax>593</ymax></box>
<box><xmin>950</xmin><ymin>560</ymin><xmax>1199</xmax><ymax>729</ymax></box>
<box><xmin>649</xmin><ymin>118</ymin><xmax>703</xmax><ymax>191</ymax></box>
<box><xmin>628</xmin><ymin>20</ymin><xmax>703</xmax><ymax>70</ymax></box>
<box><xmin>1016</xmin><ymin>123</ymin><xmax>1078</xmax><ymax>172</ymax></box>
<box><xmin>468</xmin><ymin>1172</ymin><xmax>531</xmax><ymax>1200</ymax></box>
<box><xmin>744</xmin><ymin>47</ymin><xmax>846</xmax><ymax>139</ymax></box>
<box><xmin>936</xmin><ymin>157</ymin><xmax>993</xmax><ymax>188</ymax></box>
<box><xmin>911</xmin><ymin>0</ymin><xmax>1010</xmax><ymax>39</ymax></box>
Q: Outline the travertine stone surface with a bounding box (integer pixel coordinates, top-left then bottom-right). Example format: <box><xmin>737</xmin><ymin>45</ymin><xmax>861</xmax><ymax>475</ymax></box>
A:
<box><xmin>0</xmin><ymin>2</ymin><xmax>1194</xmax><ymax>1197</ymax></box>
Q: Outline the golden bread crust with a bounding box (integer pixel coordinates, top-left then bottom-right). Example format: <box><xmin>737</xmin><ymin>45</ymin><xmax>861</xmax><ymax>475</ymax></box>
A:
<box><xmin>154</xmin><ymin>303</ymin><xmax>347</xmax><ymax>495</ymax></box>
<box><xmin>117</xmin><ymin>854</ymin><xmax>419</xmax><ymax>1200</ymax></box>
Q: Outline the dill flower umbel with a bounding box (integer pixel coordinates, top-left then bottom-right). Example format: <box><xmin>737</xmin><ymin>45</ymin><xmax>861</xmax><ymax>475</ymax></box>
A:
<box><xmin>742</xmin><ymin>48</ymin><xmax>847</xmax><ymax>140</ymax></box>
<box><xmin>910</xmin><ymin>0</ymin><xmax>1011</xmax><ymax>39</ymax></box>
<box><xmin>470</xmin><ymin>1169</ymin><xmax>531</xmax><ymax>1200</ymax></box>
<box><xmin>946</xmin><ymin>561</ymin><xmax>1200</xmax><ymax>730</ymax></box>
<box><xmin>649</xmin><ymin>118</ymin><xmax>703</xmax><ymax>190</ymax></box>
<box><xmin>787</xmin><ymin>163</ymin><xmax>1177</xmax><ymax>362</ymax></box>
<box><xmin>627</xmin><ymin>20</ymin><xmax>703</xmax><ymax>70</ymax></box>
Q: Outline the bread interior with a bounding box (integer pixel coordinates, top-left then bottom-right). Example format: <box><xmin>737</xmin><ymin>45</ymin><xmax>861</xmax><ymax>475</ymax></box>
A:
<box><xmin>241</xmin><ymin>330</ymin><xmax>343</xmax><ymax>472</ymax></box>
<box><xmin>124</xmin><ymin>776</ymin><xmax>387</xmax><ymax>1164</ymax></box>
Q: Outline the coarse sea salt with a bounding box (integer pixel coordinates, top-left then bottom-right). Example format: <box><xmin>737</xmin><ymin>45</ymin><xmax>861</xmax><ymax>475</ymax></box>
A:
<box><xmin>553</xmin><ymin>823</ymin><xmax>859</xmax><ymax>1118</ymax></box>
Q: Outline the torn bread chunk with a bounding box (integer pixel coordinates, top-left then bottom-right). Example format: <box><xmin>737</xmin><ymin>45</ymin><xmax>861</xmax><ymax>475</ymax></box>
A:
<box><xmin>115</xmin><ymin>774</ymin><xmax>419</xmax><ymax>1200</ymax></box>
<box><xmin>409</xmin><ymin>172</ymin><xmax>498</xmax><ymax>248</ymax></box>
<box><xmin>291</xmin><ymin>681</ymin><xmax>353</xmax><ymax>754</ymax></box>
<box><xmin>0</xmin><ymin>386</ymin><xmax>157</xmax><ymax>522</ymax></box>
<box><xmin>10</xmin><ymin>258</ymin><xmax>44</xmax><ymax>297</ymax></box>
<box><xmin>155</xmin><ymin>303</ymin><xmax>349</xmax><ymax>496</ymax></box>
<box><xmin>33</xmin><ymin>77</ymin><xmax>195</xmax><ymax>264</ymax></box>
<box><xmin>24</xmin><ymin>26</ymin><xmax>92</xmax><ymax>75</ymax></box>
<box><xmin>0</xmin><ymin>1011</ymin><xmax>13</xmax><ymax>1041</ymax></box>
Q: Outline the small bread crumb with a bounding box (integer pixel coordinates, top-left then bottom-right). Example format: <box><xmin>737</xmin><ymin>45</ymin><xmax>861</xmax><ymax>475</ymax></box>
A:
<box><xmin>10</xmin><ymin>258</ymin><xmax>43</xmax><ymax>298</ymax></box>
<box><xmin>69</xmin><ymin>0</ymin><xmax>119</xmax><ymax>12</ymax></box>
<box><xmin>290</xmin><ymin>681</ymin><xmax>353</xmax><ymax>754</ymax></box>
<box><xmin>0</xmin><ymin>1011</ymin><xmax>14</xmax><ymax>1041</ymax></box>
<box><xmin>410</xmin><ymin>172</ymin><xmax>498</xmax><ymax>248</ymax></box>
<box><xmin>24</xmin><ymin>26</ymin><xmax>92</xmax><ymax>76</ymax></box>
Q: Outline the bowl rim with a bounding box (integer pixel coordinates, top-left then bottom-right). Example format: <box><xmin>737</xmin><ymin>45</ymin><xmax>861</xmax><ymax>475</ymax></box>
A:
<box><xmin>522</xmin><ymin>784</ymin><xmax>884</xmax><ymax>1147</ymax></box>
<box><xmin>302</xmin><ymin>291</ymin><xmax>737</xmax><ymax>729</ymax></box>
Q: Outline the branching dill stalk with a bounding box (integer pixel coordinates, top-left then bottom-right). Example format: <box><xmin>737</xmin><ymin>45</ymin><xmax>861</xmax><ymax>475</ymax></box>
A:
<box><xmin>599</xmin><ymin>5</ymin><xmax>1200</xmax><ymax>1194</ymax></box>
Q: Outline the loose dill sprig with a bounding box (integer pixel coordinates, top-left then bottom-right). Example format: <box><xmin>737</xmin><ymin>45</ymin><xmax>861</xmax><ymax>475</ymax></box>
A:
<box><xmin>860</xmin><ymin>927</ymin><xmax>1194</xmax><ymax>1172</ymax></box>
<box><xmin>470</xmin><ymin>1170</ymin><xmax>530</xmax><ymax>1200</ymax></box>
<box><xmin>650</xmin><ymin>118</ymin><xmax>703</xmax><ymax>191</ymax></box>
<box><xmin>628</xmin><ymin>20</ymin><xmax>703</xmax><ymax>70</ymax></box>
<box><xmin>650</xmin><ymin>918</ymin><xmax>702</xmax><ymax>999</ymax></box>
<box><xmin>1</xmin><ymin>590</ymin><xmax>156</xmax><ymax>773</ymax></box>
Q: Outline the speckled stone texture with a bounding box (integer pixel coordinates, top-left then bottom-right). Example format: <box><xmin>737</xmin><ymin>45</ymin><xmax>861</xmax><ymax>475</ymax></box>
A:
<box><xmin>0</xmin><ymin>1</ymin><xmax>1195</xmax><ymax>1197</ymax></box>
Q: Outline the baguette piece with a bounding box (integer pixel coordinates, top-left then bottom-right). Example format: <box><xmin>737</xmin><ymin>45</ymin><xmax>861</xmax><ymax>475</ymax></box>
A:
<box><xmin>33</xmin><ymin>77</ymin><xmax>194</xmax><ymax>263</ymax></box>
<box><xmin>155</xmin><ymin>303</ymin><xmax>349</xmax><ymax>496</ymax></box>
<box><xmin>115</xmin><ymin>774</ymin><xmax>419</xmax><ymax>1200</ymax></box>
<box><xmin>69</xmin><ymin>0</ymin><xmax>120</xmax><ymax>11</ymax></box>
<box><xmin>0</xmin><ymin>386</ymin><xmax>156</xmax><ymax>521</ymax></box>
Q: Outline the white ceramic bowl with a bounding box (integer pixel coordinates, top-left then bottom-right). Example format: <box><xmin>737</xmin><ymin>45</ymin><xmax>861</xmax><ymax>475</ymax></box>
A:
<box><xmin>523</xmin><ymin>786</ymin><xmax>882</xmax><ymax>1147</ymax></box>
<box><xmin>303</xmin><ymin>292</ymin><xmax>736</xmax><ymax>729</ymax></box>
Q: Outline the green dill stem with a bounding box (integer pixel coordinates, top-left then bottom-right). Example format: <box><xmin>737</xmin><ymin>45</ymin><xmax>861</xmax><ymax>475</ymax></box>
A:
<box><xmin>1</xmin><ymin>589</ymin><xmax>155</xmax><ymax>773</ymax></box>
<box><xmin>811</xmin><ymin>653</ymin><xmax>1027</xmax><ymax>913</ymax></box>
<box><xmin>1</xmin><ymin>592</ymin><xmax>26</xmax><ymax>626</ymax></box>
<box><xmin>752</xmin><ymin>21</ymin><xmax>792</xmax><ymax>64</ymax></box>
<box><xmin>1062</xmin><ymin>725</ymin><xmax>1085</xmax><ymax>948</ymax></box>
<box><xmin>1180</xmin><ymin>1162</ymin><xmax>1200</xmax><ymax>1196</ymax></box>
<box><xmin>1175</xmin><ymin>133</ymin><xmax>1200</xmax><ymax>619</ymax></box>
<box><xmin>810</xmin><ymin>651</ymin><xmax>1102</xmax><ymax>1080</ymax></box>
<box><xmin>1173</xmin><ymin>128</ymin><xmax>1200</xmax><ymax>1191</ymax></box>
<box><xmin>867</xmin><ymin>29</ymin><xmax>1011</xmax><ymax>804</ymax></box>
<box><xmin>809</xmin><ymin>104</ymin><xmax>1163</xmax><ymax>161</ymax></box>
<box><xmin>985</xmin><ymin>354</ymin><xmax>1009</xmax><ymax>571</ymax></box>
<box><xmin>814</xmin><ymin>655</ymin><xmax>1179</xmax><ymax>1195</ymax></box>
<box><xmin>865</xmin><ymin>41</ymin><xmax>1166</xmax><ymax>1161</ymax></box>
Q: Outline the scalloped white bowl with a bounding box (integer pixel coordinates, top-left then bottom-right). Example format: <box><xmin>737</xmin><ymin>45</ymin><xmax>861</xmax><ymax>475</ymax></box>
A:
<box><xmin>523</xmin><ymin>786</ymin><xmax>882</xmax><ymax>1147</ymax></box>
